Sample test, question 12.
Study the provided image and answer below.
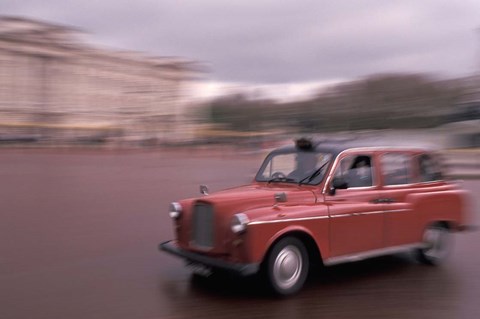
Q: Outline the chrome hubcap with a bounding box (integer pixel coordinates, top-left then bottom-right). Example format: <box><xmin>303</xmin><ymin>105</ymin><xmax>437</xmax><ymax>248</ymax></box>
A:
<box><xmin>423</xmin><ymin>226</ymin><xmax>451</xmax><ymax>261</ymax></box>
<box><xmin>273</xmin><ymin>245</ymin><xmax>303</xmax><ymax>290</ymax></box>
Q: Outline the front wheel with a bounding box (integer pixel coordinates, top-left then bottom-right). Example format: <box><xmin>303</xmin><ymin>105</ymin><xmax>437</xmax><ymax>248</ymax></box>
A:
<box><xmin>416</xmin><ymin>224</ymin><xmax>453</xmax><ymax>265</ymax></box>
<box><xmin>265</xmin><ymin>237</ymin><xmax>309</xmax><ymax>296</ymax></box>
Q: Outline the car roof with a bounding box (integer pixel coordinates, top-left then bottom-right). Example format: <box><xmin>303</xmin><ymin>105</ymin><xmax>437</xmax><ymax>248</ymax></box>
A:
<box><xmin>271</xmin><ymin>138</ymin><xmax>430</xmax><ymax>157</ymax></box>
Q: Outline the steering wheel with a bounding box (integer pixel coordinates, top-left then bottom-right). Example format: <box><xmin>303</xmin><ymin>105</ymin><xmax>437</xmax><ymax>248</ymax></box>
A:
<box><xmin>271</xmin><ymin>172</ymin><xmax>286</xmax><ymax>179</ymax></box>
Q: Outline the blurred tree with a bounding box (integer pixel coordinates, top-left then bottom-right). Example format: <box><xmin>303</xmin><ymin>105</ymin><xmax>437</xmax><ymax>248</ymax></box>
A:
<box><xmin>208</xmin><ymin>94</ymin><xmax>274</xmax><ymax>131</ymax></box>
<box><xmin>294</xmin><ymin>73</ymin><xmax>464</xmax><ymax>131</ymax></box>
<box><xmin>203</xmin><ymin>73</ymin><xmax>466</xmax><ymax>135</ymax></box>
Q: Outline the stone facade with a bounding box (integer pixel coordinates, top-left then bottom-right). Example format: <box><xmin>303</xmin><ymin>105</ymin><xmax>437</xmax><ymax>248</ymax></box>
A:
<box><xmin>0</xmin><ymin>16</ymin><xmax>200</xmax><ymax>143</ymax></box>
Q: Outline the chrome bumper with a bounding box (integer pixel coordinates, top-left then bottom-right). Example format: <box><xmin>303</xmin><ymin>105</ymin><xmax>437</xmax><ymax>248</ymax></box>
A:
<box><xmin>159</xmin><ymin>240</ymin><xmax>260</xmax><ymax>276</ymax></box>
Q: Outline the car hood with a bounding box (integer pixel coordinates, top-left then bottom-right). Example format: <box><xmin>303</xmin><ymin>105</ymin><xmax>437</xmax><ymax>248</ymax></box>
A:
<box><xmin>176</xmin><ymin>184</ymin><xmax>319</xmax><ymax>254</ymax></box>
<box><xmin>195</xmin><ymin>183</ymin><xmax>317</xmax><ymax>213</ymax></box>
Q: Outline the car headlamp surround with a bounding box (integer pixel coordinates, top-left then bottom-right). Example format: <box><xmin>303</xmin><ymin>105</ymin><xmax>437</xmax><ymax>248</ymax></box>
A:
<box><xmin>169</xmin><ymin>202</ymin><xmax>182</xmax><ymax>219</ymax></box>
<box><xmin>231</xmin><ymin>213</ymin><xmax>249</xmax><ymax>234</ymax></box>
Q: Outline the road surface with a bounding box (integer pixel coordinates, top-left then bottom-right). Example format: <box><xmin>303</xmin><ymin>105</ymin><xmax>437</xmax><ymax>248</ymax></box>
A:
<box><xmin>0</xmin><ymin>148</ymin><xmax>479</xmax><ymax>319</ymax></box>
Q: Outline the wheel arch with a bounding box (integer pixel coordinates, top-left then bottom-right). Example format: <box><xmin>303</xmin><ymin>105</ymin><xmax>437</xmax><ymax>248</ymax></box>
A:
<box><xmin>427</xmin><ymin>220</ymin><xmax>454</xmax><ymax>230</ymax></box>
<box><xmin>260</xmin><ymin>227</ymin><xmax>324</xmax><ymax>270</ymax></box>
<box><xmin>409</xmin><ymin>190</ymin><xmax>466</xmax><ymax>232</ymax></box>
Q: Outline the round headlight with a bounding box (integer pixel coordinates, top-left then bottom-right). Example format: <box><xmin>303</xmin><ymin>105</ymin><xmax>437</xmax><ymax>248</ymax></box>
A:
<box><xmin>231</xmin><ymin>213</ymin><xmax>249</xmax><ymax>234</ymax></box>
<box><xmin>169</xmin><ymin>202</ymin><xmax>182</xmax><ymax>219</ymax></box>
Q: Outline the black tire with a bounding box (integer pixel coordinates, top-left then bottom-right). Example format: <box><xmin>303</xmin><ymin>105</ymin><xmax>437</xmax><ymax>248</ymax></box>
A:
<box><xmin>416</xmin><ymin>223</ymin><xmax>453</xmax><ymax>265</ymax></box>
<box><xmin>265</xmin><ymin>237</ymin><xmax>309</xmax><ymax>296</ymax></box>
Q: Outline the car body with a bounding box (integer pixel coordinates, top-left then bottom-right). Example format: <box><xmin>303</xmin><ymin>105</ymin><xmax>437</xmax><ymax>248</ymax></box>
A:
<box><xmin>160</xmin><ymin>138</ymin><xmax>474</xmax><ymax>295</ymax></box>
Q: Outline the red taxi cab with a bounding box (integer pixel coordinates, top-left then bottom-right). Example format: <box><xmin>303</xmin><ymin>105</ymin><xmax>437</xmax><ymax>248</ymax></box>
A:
<box><xmin>160</xmin><ymin>138</ymin><xmax>473</xmax><ymax>295</ymax></box>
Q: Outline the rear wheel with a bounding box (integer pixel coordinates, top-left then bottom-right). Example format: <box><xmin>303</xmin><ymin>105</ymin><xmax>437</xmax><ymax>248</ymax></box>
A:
<box><xmin>265</xmin><ymin>237</ymin><xmax>309</xmax><ymax>296</ymax></box>
<box><xmin>416</xmin><ymin>224</ymin><xmax>452</xmax><ymax>265</ymax></box>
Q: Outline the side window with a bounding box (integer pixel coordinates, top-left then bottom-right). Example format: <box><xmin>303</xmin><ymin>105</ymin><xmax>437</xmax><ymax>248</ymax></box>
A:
<box><xmin>418</xmin><ymin>154</ymin><xmax>443</xmax><ymax>182</ymax></box>
<box><xmin>334</xmin><ymin>154</ymin><xmax>373</xmax><ymax>188</ymax></box>
<box><xmin>381</xmin><ymin>153</ymin><xmax>412</xmax><ymax>186</ymax></box>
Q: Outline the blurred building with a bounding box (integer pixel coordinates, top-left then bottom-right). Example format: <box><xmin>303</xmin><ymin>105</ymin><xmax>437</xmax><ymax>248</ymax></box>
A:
<box><xmin>0</xmin><ymin>16</ymin><xmax>201</xmax><ymax>144</ymax></box>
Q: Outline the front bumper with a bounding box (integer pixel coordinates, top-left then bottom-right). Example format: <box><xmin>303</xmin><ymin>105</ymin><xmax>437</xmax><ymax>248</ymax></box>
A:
<box><xmin>159</xmin><ymin>240</ymin><xmax>260</xmax><ymax>276</ymax></box>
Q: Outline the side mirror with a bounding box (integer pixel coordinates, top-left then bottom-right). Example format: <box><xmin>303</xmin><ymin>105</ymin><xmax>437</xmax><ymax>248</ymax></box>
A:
<box><xmin>329</xmin><ymin>177</ymin><xmax>348</xmax><ymax>195</ymax></box>
<box><xmin>274</xmin><ymin>192</ymin><xmax>287</xmax><ymax>204</ymax></box>
<box><xmin>200</xmin><ymin>184</ymin><xmax>209</xmax><ymax>195</ymax></box>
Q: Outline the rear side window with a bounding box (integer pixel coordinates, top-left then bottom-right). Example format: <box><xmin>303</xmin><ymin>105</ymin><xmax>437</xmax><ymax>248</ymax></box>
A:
<box><xmin>381</xmin><ymin>153</ymin><xmax>412</xmax><ymax>186</ymax></box>
<box><xmin>418</xmin><ymin>154</ymin><xmax>443</xmax><ymax>182</ymax></box>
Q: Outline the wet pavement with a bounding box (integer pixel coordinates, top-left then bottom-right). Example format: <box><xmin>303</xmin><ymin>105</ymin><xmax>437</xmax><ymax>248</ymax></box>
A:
<box><xmin>0</xmin><ymin>148</ymin><xmax>479</xmax><ymax>319</ymax></box>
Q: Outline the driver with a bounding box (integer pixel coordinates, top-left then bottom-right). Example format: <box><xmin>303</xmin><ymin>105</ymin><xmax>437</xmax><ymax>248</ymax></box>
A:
<box><xmin>288</xmin><ymin>152</ymin><xmax>318</xmax><ymax>180</ymax></box>
<box><xmin>347</xmin><ymin>156</ymin><xmax>372</xmax><ymax>187</ymax></box>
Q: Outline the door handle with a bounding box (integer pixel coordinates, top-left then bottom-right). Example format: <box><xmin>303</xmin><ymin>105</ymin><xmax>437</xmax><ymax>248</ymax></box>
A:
<box><xmin>371</xmin><ymin>198</ymin><xmax>396</xmax><ymax>204</ymax></box>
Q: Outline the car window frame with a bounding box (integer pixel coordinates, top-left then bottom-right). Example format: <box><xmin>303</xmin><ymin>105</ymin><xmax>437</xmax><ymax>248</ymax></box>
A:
<box><xmin>326</xmin><ymin>151</ymin><xmax>378</xmax><ymax>191</ymax></box>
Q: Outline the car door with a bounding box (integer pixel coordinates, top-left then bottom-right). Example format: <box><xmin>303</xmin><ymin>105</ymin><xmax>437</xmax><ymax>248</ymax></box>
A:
<box><xmin>378</xmin><ymin>152</ymin><xmax>419</xmax><ymax>246</ymax></box>
<box><xmin>324</xmin><ymin>152</ymin><xmax>385</xmax><ymax>257</ymax></box>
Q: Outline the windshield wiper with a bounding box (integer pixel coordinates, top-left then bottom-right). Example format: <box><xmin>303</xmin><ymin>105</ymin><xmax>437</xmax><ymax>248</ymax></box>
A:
<box><xmin>298</xmin><ymin>161</ymin><xmax>330</xmax><ymax>185</ymax></box>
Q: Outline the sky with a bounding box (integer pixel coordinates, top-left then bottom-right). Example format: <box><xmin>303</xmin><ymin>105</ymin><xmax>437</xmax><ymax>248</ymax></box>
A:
<box><xmin>1</xmin><ymin>0</ymin><xmax>480</xmax><ymax>99</ymax></box>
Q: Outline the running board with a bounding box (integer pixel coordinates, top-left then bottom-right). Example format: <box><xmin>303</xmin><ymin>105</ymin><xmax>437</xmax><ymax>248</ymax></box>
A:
<box><xmin>324</xmin><ymin>243</ymin><xmax>427</xmax><ymax>266</ymax></box>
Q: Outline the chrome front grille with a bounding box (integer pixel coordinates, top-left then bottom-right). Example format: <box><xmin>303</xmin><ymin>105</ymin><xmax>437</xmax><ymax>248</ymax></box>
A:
<box><xmin>192</xmin><ymin>202</ymin><xmax>214</xmax><ymax>248</ymax></box>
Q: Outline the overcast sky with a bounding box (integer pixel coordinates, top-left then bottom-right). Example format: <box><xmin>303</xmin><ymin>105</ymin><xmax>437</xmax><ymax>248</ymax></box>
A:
<box><xmin>2</xmin><ymin>0</ymin><xmax>480</xmax><ymax>85</ymax></box>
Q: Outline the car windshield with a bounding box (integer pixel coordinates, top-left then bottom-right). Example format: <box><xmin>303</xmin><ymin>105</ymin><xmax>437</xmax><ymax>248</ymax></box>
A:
<box><xmin>255</xmin><ymin>150</ymin><xmax>332</xmax><ymax>185</ymax></box>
